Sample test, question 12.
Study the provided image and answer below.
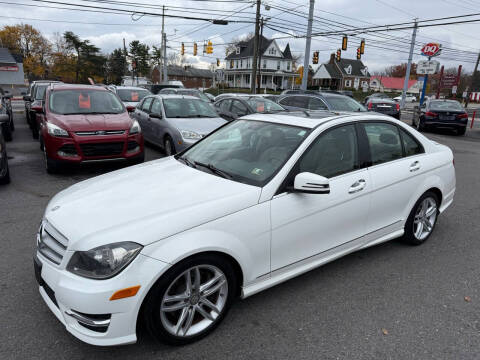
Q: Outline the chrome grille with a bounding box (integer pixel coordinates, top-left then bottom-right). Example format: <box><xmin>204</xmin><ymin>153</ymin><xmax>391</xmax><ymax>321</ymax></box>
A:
<box><xmin>37</xmin><ymin>221</ymin><xmax>69</xmax><ymax>265</ymax></box>
<box><xmin>75</xmin><ymin>130</ymin><xmax>125</xmax><ymax>136</ymax></box>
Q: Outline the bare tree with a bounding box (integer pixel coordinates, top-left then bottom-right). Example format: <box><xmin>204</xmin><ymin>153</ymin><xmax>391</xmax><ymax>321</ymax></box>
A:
<box><xmin>167</xmin><ymin>52</ymin><xmax>186</xmax><ymax>66</ymax></box>
<box><xmin>225</xmin><ymin>33</ymin><xmax>254</xmax><ymax>56</ymax></box>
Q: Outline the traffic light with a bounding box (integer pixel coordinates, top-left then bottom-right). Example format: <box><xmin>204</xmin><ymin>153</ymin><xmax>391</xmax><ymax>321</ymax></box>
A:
<box><xmin>216</xmin><ymin>58</ymin><xmax>220</xmax><ymax>67</ymax></box>
<box><xmin>206</xmin><ymin>40</ymin><xmax>213</xmax><ymax>54</ymax></box>
<box><xmin>356</xmin><ymin>47</ymin><xmax>361</xmax><ymax>60</ymax></box>
<box><xmin>360</xmin><ymin>39</ymin><xmax>365</xmax><ymax>54</ymax></box>
<box><xmin>342</xmin><ymin>35</ymin><xmax>348</xmax><ymax>51</ymax></box>
<box><xmin>193</xmin><ymin>43</ymin><xmax>197</xmax><ymax>56</ymax></box>
<box><xmin>336</xmin><ymin>49</ymin><xmax>341</xmax><ymax>61</ymax></box>
<box><xmin>312</xmin><ymin>51</ymin><xmax>319</xmax><ymax>64</ymax></box>
<box><xmin>181</xmin><ymin>43</ymin><xmax>185</xmax><ymax>56</ymax></box>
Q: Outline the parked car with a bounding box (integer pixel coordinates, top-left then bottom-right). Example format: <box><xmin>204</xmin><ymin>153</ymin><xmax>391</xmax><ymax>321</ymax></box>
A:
<box><xmin>131</xmin><ymin>95</ymin><xmax>226</xmax><ymax>155</ymax></box>
<box><xmin>277</xmin><ymin>93</ymin><xmax>367</xmax><ymax>113</ymax></box>
<box><xmin>393</xmin><ymin>94</ymin><xmax>417</xmax><ymax>103</ymax></box>
<box><xmin>413</xmin><ymin>99</ymin><xmax>468</xmax><ymax>135</ymax></box>
<box><xmin>0</xmin><ymin>110</ymin><xmax>10</xmax><ymax>184</ymax></box>
<box><xmin>0</xmin><ymin>87</ymin><xmax>13</xmax><ymax>141</ymax></box>
<box><xmin>34</xmin><ymin>112</ymin><xmax>455</xmax><ymax>346</ymax></box>
<box><xmin>24</xmin><ymin>80</ymin><xmax>62</xmax><ymax>131</ymax></box>
<box><xmin>159</xmin><ymin>88</ymin><xmax>212</xmax><ymax>103</ymax></box>
<box><xmin>204</xmin><ymin>92</ymin><xmax>215</xmax><ymax>102</ymax></box>
<box><xmin>363</xmin><ymin>92</ymin><xmax>391</xmax><ymax>105</ymax></box>
<box><xmin>111</xmin><ymin>86</ymin><xmax>151</xmax><ymax>112</ymax></box>
<box><xmin>214</xmin><ymin>96</ymin><xmax>286</xmax><ymax>121</ymax></box>
<box><xmin>366</xmin><ymin>97</ymin><xmax>401</xmax><ymax>119</ymax></box>
<box><xmin>143</xmin><ymin>82</ymin><xmax>185</xmax><ymax>95</ymax></box>
<box><xmin>280</xmin><ymin>89</ymin><xmax>318</xmax><ymax>95</ymax></box>
<box><xmin>37</xmin><ymin>84</ymin><xmax>144</xmax><ymax>173</ymax></box>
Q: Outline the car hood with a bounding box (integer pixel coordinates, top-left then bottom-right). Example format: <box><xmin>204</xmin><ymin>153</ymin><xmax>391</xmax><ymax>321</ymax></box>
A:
<box><xmin>166</xmin><ymin>117</ymin><xmax>227</xmax><ymax>136</ymax></box>
<box><xmin>44</xmin><ymin>157</ymin><xmax>261</xmax><ymax>250</ymax></box>
<box><xmin>50</xmin><ymin>112</ymin><xmax>132</xmax><ymax>132</ymax></box>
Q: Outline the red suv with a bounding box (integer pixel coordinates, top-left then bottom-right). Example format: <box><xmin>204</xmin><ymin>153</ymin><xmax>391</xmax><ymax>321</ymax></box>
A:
<box><xmin>38</xmin><ymin>84</ymin><xmax>144</xmax><ymax>173</ymax></box>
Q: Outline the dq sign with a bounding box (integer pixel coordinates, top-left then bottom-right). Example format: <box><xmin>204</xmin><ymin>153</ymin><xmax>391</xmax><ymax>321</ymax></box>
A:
<box><xmin>421</xmin><ymin>43</ymin><xmax>441</xmax><ymax>57</ymax></box>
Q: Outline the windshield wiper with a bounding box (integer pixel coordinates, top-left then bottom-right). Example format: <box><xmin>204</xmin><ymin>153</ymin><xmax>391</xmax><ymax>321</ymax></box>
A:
<box><xmin>178</xmin><ymin>156</ymin><xmax>196</xmax><ymax>168</ymax></box>
<box><xmin>194</xmin><ymin>161</ymin><xmax>232</xmax><ymax>179</ymax></box>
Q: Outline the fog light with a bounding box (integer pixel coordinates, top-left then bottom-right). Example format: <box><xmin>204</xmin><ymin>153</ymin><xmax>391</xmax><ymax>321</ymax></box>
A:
<box><xmin>126</xmin><ymin>146</ymin><xmax>140</xmax><ymax>154</ymax></box>
<box><xmin>57</xmin><ymin>150</ymin><xmax>77</xmax><ymax>157</ymax></box>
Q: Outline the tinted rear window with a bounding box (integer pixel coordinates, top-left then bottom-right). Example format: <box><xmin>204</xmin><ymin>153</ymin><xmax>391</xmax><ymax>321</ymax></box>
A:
<box><xmin>429</xmin><ymin>101</ymin><xmax>464</xmax><ymax>111</ymax></box>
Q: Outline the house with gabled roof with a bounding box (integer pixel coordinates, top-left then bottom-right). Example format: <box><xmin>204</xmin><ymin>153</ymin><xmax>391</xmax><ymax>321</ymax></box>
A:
<box><xmin>312</xmin><ymin>53</ymin><xmax>370</xmax><ymax>91</ymax></box>
<box><xmin>224</xmin><ymin>35</ymin><xmax>298</xmax><ymax>90</ymax></box>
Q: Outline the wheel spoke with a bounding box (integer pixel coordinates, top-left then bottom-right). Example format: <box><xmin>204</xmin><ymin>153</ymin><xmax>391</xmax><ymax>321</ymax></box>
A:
<box><xmin>415</xmin><ymin>222</ymin><xmax>424</xmax><ymax>238</ymax></box>
<box><xmin>202</xmin><ymin>276</ymin><xmax>226</xmax><ymax>297</ymax></box>
<box><xmin>423</xmin><ymin>219</ymin><xmax>432</xmax><ymax>232</ymax></box>
<box><xmin>200</xmin><ymin>297</ymin><xmax>220</xmax><ymax>314</ymax></box>
<box><xmin>194</xmin><ymin>266</ymin><xmax>201</xmax><ymax>292</ymax></box>
<box><xmin>200</xmin><ymin>273</ymin><xmax>224</xmax><ymax>293</ymax></box>
<box><xmin>196</xmin><ymin>304</ymin><xmax>215</xmax><ymax>321</ymax></box>
<box><xmin>186</xmin><ymin>270</ymin><xmax>192</xmax><ymax>294</ymax></box>
<box><xmin>182</xmin><ymin>307</ymin><xmax>195</xmax><ymax>336</ymax></box>
<box><xmin>162</xmin><ymin>299</ymin><xmax>188</xmax><ymax>312</ymax></box>
<box><xmin>174</xmin><ymin>307</ymin><xmax>189</xmax><ymax>335</ymax></box>
<box><xmin>425</xmin><ymin>206</ymin><xmax>436</xmax><ymax>218</ymax></box>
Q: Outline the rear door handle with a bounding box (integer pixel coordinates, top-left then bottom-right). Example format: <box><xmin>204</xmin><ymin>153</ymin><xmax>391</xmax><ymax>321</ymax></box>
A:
<box><xmin>349</xmin><ymin>179</ymin><xmax>366</xmax><ymax>194</ymax></box>
<box><xmin>410</xmin><ymin>161</ymin><xmax>421</xmax><ymax>172</ymax></box>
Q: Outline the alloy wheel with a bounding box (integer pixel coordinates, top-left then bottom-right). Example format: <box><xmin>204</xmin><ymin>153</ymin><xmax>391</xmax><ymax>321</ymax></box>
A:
<box><xmin>413</xmin><ymin>197</ymin><xmax>437</xmax><ymax>240</ymax></box>
<box><xmin>160</xmin><ymin>265</ymin><xmax>228</xmax><ymax>338</ymax></box>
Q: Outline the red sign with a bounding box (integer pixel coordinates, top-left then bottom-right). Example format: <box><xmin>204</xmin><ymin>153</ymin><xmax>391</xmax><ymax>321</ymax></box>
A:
<box><xmin>421</xmin><ymin>43</ymin><xmax>441</xmax><ymax>57</ymax></box>
<box><xmin>441</xmin><ymin>74</ymin><xmax>458</xmax><ymax>88</ymax></box>
<box><xmin>0</xmin><ymin>65</ymin><xmax>18</xmax><ymax>71</ymax></box>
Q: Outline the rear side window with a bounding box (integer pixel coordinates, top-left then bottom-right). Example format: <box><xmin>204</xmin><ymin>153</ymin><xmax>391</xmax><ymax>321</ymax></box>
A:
<box><xmin>400</xmin><ymin>128</ymin><xmax>423</xmax><ymax>157</ymax></box>
<box><xmin>363</xmin><ymin>123</ymin><xmax>403</xmax><ymax>165</ymax></box>
<box><xmin>308</xmin><ymin>97</ymin><xmax>328</xmax><ymax>110</ymax></box>
<box><xmin>280</xmin><ymin>96</ymin><xmax>308</xmax><ymax>108</ymax></box>
<box><xmin>299</xmin><ymin>124</ymin><xmax>358</xmax><ymax>178</ymax></box>
<box><xmin>231</xmin><ymin>100</ymin><xmax>249</xmax><ymax>116</ymax></box>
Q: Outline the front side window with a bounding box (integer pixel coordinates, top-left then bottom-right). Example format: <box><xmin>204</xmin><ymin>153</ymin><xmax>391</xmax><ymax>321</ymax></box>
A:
<box><xmin>219</xmin><ymin>99</ymin><xmax>232</xmax><ymax>112</ymax></box>
<box><xmin>299</xmin><ymin>125</ymin><xmax>358</xmax><ymax>178</ymax></box>
<box><xmin>363</xmin><ymin>123</ymin><xmax>403</xmax><ymax>166</ymax></box>
<box><xmin>35</xmin><ymin>85</ymin><xmax>48</xmax><ymax>100</ymax></box>
<box><xmin>49</xmin><ymin>89</ymin><xmax>124</xmax><ymax>115</ymax></box>
<box><xmin>246</xmin><ymin>98</ymin><xmax>284</xmax><ymax>113</ymax></box>
<box><xmin>150</xmin><ymin>99</ymin><xmax>162</xmax><ymax>115</ymax></box>
<box><xmin>231</xmin><ymin>100</ymin><xmax>249</xmax><ymax>117</ymax></box>
<box><xmin>308</xmin><ymin>97</ymin><xmax>328</xmax><ymax>110</ymax></box>
<box><xmin>325</xmin><ymin>95</ymin><xmax>366</xmax><ymax>112</ymax></box>
<box><xmin>142</xmin><ymin>97</ymin><xmax>153</xmax><ymax>112</ymax></box>
<box><xmin>180</xmin><ymin>120</ymin><xmax>309</xmax><ymax>186</ymax></box>
<box><xmin>163</xmin><ymin>98</ymin><xmax>218</xmax><ymax>118</ymax></box>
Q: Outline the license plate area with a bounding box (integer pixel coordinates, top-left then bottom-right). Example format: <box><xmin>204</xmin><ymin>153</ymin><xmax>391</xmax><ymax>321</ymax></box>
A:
<box><xmin>439</xmin><ymin>114</ymin><xmax>455</xmax><ymax>121</ymax></box>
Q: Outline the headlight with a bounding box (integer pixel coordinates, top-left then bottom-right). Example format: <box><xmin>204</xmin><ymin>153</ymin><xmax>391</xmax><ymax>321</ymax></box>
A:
<box><xmin>129</xmin><ymin>120</ymin><xmax>141</xmax><ymax>134</ymax></box>
<box><xmin>47</xmin><ymin>122</ymin><xmax>69</xmax><ymax>137</ymax></box>
<box><xmin>67</xmin><ymin>242</ymin><xmax>143</xmax><ymax>279</ymax></box>
<box><xmin>181</xmin><ymin>130</ymin><xmax>202</xmax><ymax>140</ymax></box>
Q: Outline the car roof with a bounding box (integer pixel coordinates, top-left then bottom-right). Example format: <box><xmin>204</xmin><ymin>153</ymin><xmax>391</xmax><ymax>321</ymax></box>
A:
<box><xmin>115</xmin><ymin>86</ymin><xmax>148</xmax><ymax>91</ymax></box>
<box><xmin>240</xmin><ymin>112</ymin><xmax>396</xmax><ymax>129</ymax></box>
<box><xmin>48</xmin><ymin>84</ymin><xmax>109</xmax><ymax>91</ymax></box>
<box><xmin>152</xmin><ymin>94</ymin><xmax>199</xmax><ymax>100</ymax></box>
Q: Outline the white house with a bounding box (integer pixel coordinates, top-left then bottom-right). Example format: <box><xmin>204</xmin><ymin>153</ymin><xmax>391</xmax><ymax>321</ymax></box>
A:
<box><xmin>224</xmin><ymin>35</ymin><xmax>298</xmax><ymax>90</ymax></box>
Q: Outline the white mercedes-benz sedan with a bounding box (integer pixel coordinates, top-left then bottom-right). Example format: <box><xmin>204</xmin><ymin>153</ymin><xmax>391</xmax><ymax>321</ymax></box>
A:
<box><xmin>34</xmin><ymin>112</ymin><xmax>455</xmax><ymax>346</ymax></box>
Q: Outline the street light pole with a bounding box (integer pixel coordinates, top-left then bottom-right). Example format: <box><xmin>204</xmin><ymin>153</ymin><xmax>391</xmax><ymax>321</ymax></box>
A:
<box><xmin>251</xmin><ymin>0</ymin><xmax>261</xmax><ymax>94</ymax></box>
<box><xmin>162</xmin><ymin>5</ymin><xmax>168</xmax><ymax>83</ymax></box>
<box><xmin>400</xmin><ymin>19</ymin><xmax>417</xmax><ymax>110</ymax></box>
<box><xmin>257</xmin><ymin>17</ymin><xmax>265</xmax><ymax>94</ymax></box>
<box><xmin>301</xmin><ymin>0</ymin><xmax>315</xmax><ymax>91</ymax></box>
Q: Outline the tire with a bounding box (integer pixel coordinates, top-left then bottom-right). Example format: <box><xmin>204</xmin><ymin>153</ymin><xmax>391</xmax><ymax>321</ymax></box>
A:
<box><xmin>164</xmin><ymin>136</ymin><xmax>176</xmax><ymax>156</ymax></box>
<box><xmin>0</xmin><ymin>161</ymin><xmax>10</xmax><ymax>185</ymax></box>
<box><xmin>457</xmin><ymin>126</ymin><xmax>466</xmax><ymax>136</ymax></box>
<box><xmin>2</xmin><ymin>124</ymin><xmax>12</xmax><ymax>142</ymax></box>
<box><xmin>44</xmin><ymin>146</ymin><xmax>59</xmax><ymax>174</ymax></box>
<box><xmin>416</xmin><ymin>118</ymin><xmax>425</xmax><ymax>132</ymax></box>
<box><xmin>32</xmin><ymin>122</ymin><xmax>39</xmax><ymax>140</ymax></box>
<box><xmin>402</xmin><ymin>191</ymin><xmax>439</xmax><ymax>246</ymax></box>
<box><xmin>143</xmin><ymin>253</ymin><xmax>238</xmax><ymax>345</ymax></box>
<box><xmin>9</xmin><ymin>115</ymin><xmax>14</xmax><ymax>132</ymax></box>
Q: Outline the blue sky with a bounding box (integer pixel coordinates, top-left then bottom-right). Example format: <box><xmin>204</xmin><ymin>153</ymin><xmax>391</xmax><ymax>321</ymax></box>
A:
<box><xmin>1</xmin><ymin>0</ymin><xmax>479</xmax><ymax>73</ymax></box>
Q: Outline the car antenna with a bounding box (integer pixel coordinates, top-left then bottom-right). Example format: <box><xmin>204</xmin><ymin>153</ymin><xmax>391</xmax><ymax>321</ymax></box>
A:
<box><xmin>302</xmin><ymin>110</ymin><xmax>311</xmax><ymax>117</ymax></box>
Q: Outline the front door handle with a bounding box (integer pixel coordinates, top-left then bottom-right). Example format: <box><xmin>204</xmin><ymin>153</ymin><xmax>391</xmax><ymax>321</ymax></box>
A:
<box><xmin>349</xmin><ymin>179</ymin><xmax>366</xmax><ymax>194</ymax></box>
<box><xmin>410</xmin><ymin>161</ymin><xmax>421</xmax><ymax>172</ymax></box>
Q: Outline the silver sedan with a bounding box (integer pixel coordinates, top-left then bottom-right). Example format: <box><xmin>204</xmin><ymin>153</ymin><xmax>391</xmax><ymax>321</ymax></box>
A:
<box><xmin>131</xmin><ymin>95</ymin><xmax>227</xmax><ymax>155</ymax></box>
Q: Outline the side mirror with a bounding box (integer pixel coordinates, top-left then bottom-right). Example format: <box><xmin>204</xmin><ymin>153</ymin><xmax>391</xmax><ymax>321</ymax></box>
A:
<box><xmin>292</xmin><ymin>172</ymin><xmax>330</xmax><ymax>194</ymax></box>
<box><xmin>23</xmin><ymin>95</ymin><xmax>31</xmax><ymax>102</ymax></box>
<box><xmin>32</xmin><ymin>104</ymin><xmax>43</xmax><ymax>113</ymax></box>
<box><xmin>21</xmin><ymin>91</ymin><xmax>26</xmax><ymax>95</ymax></box>
<box><xmin>126</xmin><ymin>106</ymin><xmax>135</xmax><ymax>113</ymax></box>
<box><xmin>150</xmin><ymin>113</ymin><xmax>162</xmax><ymax>119</ymax></box>
<box><xmin>0</xmin><ymin>114</ymin><xmax>9</xmax><ymax>123</ymax></box>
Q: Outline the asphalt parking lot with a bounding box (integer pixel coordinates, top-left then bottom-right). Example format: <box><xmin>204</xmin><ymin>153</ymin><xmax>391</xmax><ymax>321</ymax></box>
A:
<box><xmin>1</xmin><ymin>112</ymin><xmax>480</xmax><ymax>359</ymax></box>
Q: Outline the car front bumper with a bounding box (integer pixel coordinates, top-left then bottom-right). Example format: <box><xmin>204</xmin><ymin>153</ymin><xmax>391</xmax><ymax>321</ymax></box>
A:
<box><xmin>34</xmin><ymin>250</ymin><xmax>169</xmax><ymax>346</ymax></box>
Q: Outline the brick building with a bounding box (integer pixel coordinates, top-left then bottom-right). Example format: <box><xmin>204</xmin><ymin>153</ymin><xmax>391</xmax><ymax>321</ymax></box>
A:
<box><xmin>152</xmin><ymin>65</ymin><xmax>214</xmax><ymax>88</ymax></box>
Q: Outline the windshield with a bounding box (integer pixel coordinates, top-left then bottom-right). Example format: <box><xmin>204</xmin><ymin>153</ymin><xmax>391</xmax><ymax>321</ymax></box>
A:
<box><xmin>180</xmin><ymin>120</ymin><xmax>309</xmax><ymax>186</ymax></box>
<box><xmin>325</xmin><ymin>96</ymin><xmax>367</xmax><ymax>112</ymax></box>
<box><xmin>116</xmin><ymin>89</ymin><xmax>150</xmax><ymax>102</ymax></box>
<box><xmin>49</xmin><ymin>89</ymin><xmax>125</xmax><ymax>115</ymax></box>
<box><xmin>35</xmin><ymin>85</ymin><xmax>48</xmax><ymax>100</ymax></box>
<box><xmin>163</xmin><ymin>98</ymin><xmax>218</xmax><ymax>118</ymax></box>
<box><xmin>246</xmin><ymin>98</ymin><xmax>284</xmax><ymax>113</ymax></box>
<box><xmin>430</xmin><ymin>100</ymin><xmax>464</xmax><ymax>112</ymax></box>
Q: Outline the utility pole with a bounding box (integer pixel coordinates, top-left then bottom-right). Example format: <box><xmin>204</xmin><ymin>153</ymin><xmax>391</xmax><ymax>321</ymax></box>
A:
<box><xmin>251</xmin><ymin>0</ymin><xmax>261</xmax><ymax>94</ymax></box>
<box><xmin>301</xmin><ymin>0</ymin><xmax>315</xmax><ymax>91</ymax></box>
<box><xmin>465</xmin><ymin>51</ymin><xmax>480</xmax><ymax>108</ymax></box>
<box><xmin>400</xmin><ymin>19</ymin><xmax>417</xmax><ymax>109</ymax></box>
<box><xmin>257</xmin><ymin>17</ymin><xmax>265</xmax><ymax>94</ymax></box>
<box><xmin>123</xmin><ymin>38</ymin><xmax>128</xmax><ymax>83</ymax></box>
<box><xmin>161</xmin><ymin>6</ymin><xmax>168</xmax><ymax>84</ymax></box>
